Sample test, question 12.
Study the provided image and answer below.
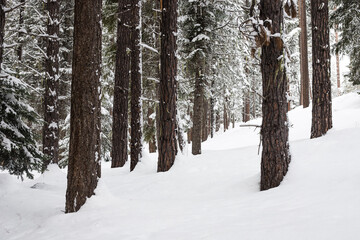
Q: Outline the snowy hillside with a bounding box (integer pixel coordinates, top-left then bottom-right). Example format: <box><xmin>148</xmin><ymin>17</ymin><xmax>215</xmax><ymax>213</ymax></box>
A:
<box><xmin>1</xmin><ymin>93</ymin><xmax>360</xmax><ymax>240</ymax></box>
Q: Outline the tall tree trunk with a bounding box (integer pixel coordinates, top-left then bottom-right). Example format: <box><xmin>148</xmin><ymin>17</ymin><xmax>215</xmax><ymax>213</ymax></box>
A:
<box><xmin>210</xmin><ymin>79</ymin><xmax>215</xmax><ymax>138</ymax></box>
<box><xmin>223</xmin><ymin>100</ymin><xmax>227</xmax><ymax>132</ymax></box>
<box><xmin>43</xmin><ymin>0</ymin><xmax>60</xmax><ymax>166</ymax></box>
<box><xmin>260</xmin><ymin>0</ymin><xmax>291</xmax><ymax>191</ymax></box>
<box><xmin>0</xmin><ymin>0</ymin><xmax>5</xmax><ymax>71</ymax></box>
<box><xmin>299</xmin><ymin>0</ymin><xmax>310</xmax><ymax>108</ymax></box>
<box><xmin>245</xmin><ymin>91</ymin><xmax>250</xmax><ymax>122</ymax></box>
<box><xmin>65</xmin><ymin>0</ymin><xmax>102</xmax><ymax>213</ymax></box>
<box><xmin>192</xmin><ymin>65</ymin><xmax>203</xmax><ymax>155</ymax></box>
<box><xmin>111</xmin><ymin>0</ymin><xmax>131</xmax><ymax>168</ymax></box>
<box><xmin>130</xmin><ymin>0</ymin><xmax>142</xmax><ymax>171</ymax></box>
<box><xmin>148</xmin><ymin>106</ymin><xmax>156</xmax><ymax>153</ymax></box>
<box><xmin>310</xmin><ymin>0</ymin><xmax>332</xmax><ymax>138</ymax></box>
<box><xmin>202</xmin><ymin>98</ymin><xmax>208</xmax><ymax>142</ymax></box>
<box><xmin>335</xmin><ymin>26</ymin><xmax>340</xmax><ymax>89</ymax></box>
<box><xmin>215</xmin><ymin>110</ymin><xmax>220</xmax><ymax>132</ymax></box>
<box><xmin>16</xmin><ymin>0</ymin><xmax>24</xmax><ymax>61</ymax></box>
<box><xmin>158</xmin><ymin>0</ymin><xmax>177</xmax><ymax>172</ymax></box>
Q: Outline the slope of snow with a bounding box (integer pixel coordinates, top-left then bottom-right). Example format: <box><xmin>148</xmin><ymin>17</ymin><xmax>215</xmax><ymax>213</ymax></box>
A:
<box><xmin>1</xmin><ymin>93</ymin><xmax>360</xmax><ymax>240</ymax></box>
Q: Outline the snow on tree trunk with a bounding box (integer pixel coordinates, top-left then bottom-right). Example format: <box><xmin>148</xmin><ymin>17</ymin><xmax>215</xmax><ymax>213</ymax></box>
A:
<box><xmin>43</xmin><ymin>0</ymin><xmax>60</xmax><ymax>167</ymax></box>
<box><xmin>259</xmin><ymin>0</ymin><xmax>291</xmax><ymax>191</ymax></box>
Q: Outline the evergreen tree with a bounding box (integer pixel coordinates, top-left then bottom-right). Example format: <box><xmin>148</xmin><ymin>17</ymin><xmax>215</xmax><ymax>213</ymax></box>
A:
<box><xmin>259</xmin><ymin>0</ymin><xmax>291</xmax><ymax>190</ymax></box>
<box><xmin>0</xmin><ymin>0</ymin><xmax>43</xmax><ymax>179</ymax></box>
<box><xmin>65</xmin><ymin>0</ymin><xmax>102</xmax><ymax>213</ymax></box>
<box><xmin>331</xmin><ymin>0</ymin><xmax>360</xmax><ymax>85</ymax></box>
<box><xmin>157</xmin><ymin>0</ymin><xmax>178</xmax><ymax>172</ymax></box>
<box><xmin>310</xmin><ymin>0</ymin><xmax>332</xmax><ymax>138</ymax></box>
<box><xmin>111</xmin><ymin>0</ymin><xmax>131</xmax><ymax>168</ymax></box>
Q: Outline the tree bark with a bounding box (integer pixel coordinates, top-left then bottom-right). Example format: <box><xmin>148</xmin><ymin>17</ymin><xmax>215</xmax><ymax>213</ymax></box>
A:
<box><xmin>0</xmin><ymin>0</ymin><xmax>5</xmax><ymax>71</ymax></box>
<box><xmin>299</xmin><ymin>0</ymin><xmax>310</xmax><ymax>108</ymax></box>
<box><xmin>335</xmin><ymin>26</ymin><xmax>340</xmax><ymax>89</ymax></box>
<box><xmin>43</xmin><ymin>0</ymin><xmax>60</xmax><ymax>167</ymax></box>
<box><xmin>65</xmin><ymin>0</ymin><xmax>102</xmax><ymax>213</ymax></box>
<box><xmin>111</xmin><ymin>0</ymin><xmax>131</xmax><ymax>168</ymax></box>
<box><xmin>310</xmin><ymin>0</ymin><xmax>332</xmax><ymax>138</ymax></box>
<box><xmin>16</xmin><ymin>0</ymin><xmax>24</xmax><ymax>61</ymax></box>
<box><xmin>157</xmin><ymin>0</ymin><xmax>177</xmax><ymax>172</ymax></box>
<box><xmin>130</xmin><ymin>0</ymin><xmax>142</xmax><ymax>172</ymax></box>
<box><xmin>147</xmin><ymin>106</ymin><xmax>157</xmax><ymax>153</ymax></box>
<box><xmin>202</xmin><ymin>97</ymin><xmax>208</xmax><ymax>142</ymax></box>
<box><xmin>192</xmin><ymin>64</ymin><xmax>203</xmax><ymax>154</ymax></box>
<box><xmin>260</xmin><ymin>0</ymin><xmax>291</xmax><ymax>191</ymax></box>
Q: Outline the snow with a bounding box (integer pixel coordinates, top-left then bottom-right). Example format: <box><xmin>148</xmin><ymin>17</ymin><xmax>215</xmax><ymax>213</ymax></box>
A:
<box><xmin>1</xmin><ymin>93</ymin><xmax>360</xmax><ymax>239</ymax></box>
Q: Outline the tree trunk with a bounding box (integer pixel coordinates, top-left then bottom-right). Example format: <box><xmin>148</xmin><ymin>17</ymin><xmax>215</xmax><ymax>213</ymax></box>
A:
<box><xmin>192</xmin><ymin>65</ymin><xmax>203</xmax><ymax>155</ymax></box>
<box><xmin>202</xmin><ymin>98</ymin><xmax>208</xmax><ymax>142</ymax></box>
<box><xmin>111</xmin><ymin>0</ymin><xmax>131</xmax><ymax>168</ymax></box>
<box><xmin>215</xmin><ymin>110</ymin><xmax>220</xmax><ymax>132</ymax></box>
<box><xmin>158</xmin><ymin>0</ymin><xmax>177</xmax><ymax>172</ymax></box>
<box><xmin>223</xmin><ymin>101</ymin><xmax>227</xmax><ymax>132</ymax></box>
<box><xmin>210</xmin><ymin>79</ymin><xmax>215</xmax><ymax>138</ymax></box>
<box><xmin>65</xmin><ymin>0</ymin><xmax>102</xmax><ymax>213</ymax></box>
<box><xmin>335</xmin><ymin>26</ymin><xmax>340</xmax><ymax>89</ymax></box>
<box><xmin>245</xmin><ymin>91</ymin><xmax>250</xmax><ymax>122</ymax></box>
<box><xmin>43</xmin><ymin>0</ymin><xmax>60</xmax><ymax>166</ymax></box>
<box><xmin>260</xmin><ymin>0</ymin><xmax>291</xmax><ymax>191</ymax></box>
<box><xmin>299</xmin><ymin>0</ymin><xmax>310</xmax><ymax>108</ymax></box>
<box><xmin>0</xmin><ymin>0</ymin><xmax>5</xmax><ymax>71</ymax></box>
<box><xmin>16</xmin><ymin>0</ymin><xmax>24</xmax><ymax>61</ymax></box>
<box><xmin>130</xmin><ymin>0</ymin><xmax>142</xmax><ymax>172</ymax></box>
<box><xmin>310</xmin><ymin>0</ymin><xmax>332</xmax><ymax>138</ymax></box>
<box><xmin>148</xmin><ymin>106</ymin><xmax>157</xmax><ymax>153</ymax></box>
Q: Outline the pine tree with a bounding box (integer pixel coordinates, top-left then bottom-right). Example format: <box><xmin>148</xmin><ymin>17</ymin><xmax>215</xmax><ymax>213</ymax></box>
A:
<box><xmin>130</xmin><ymin>0</ymin><xmax>142</xmax><ymax>171</ymax></box>
<box><xmin>331</xmin><ymin>0</ymin><xmax>360</xmax><ymax>85</ymax></box>
<box><xmin>0</xmin><ymin>0</ymin><xmax>43</xmax><ymax>179</ymax></box>
<box><xmin>259</xmin><ymin>0</ymin><xmax>291</xmax><ymax>190</ymax></box>
<box><xmin>299</xmin><ymin>0</ymin><xmax>310</xmax><ymax>108</ymax></box>
<box><xmin>111</xmin><ymin>0</ymin><xmax>131</xmax><ymax>168</ymax></box>
<box><xmin>43</xmin><ymin>0</ymin><xmax>60</xmax><ymax>167</ymax></box>
<box><xmin>157</xmin><ymin>0</ymin><xmax>178</xmax><ymax>172</ymax></box>
<box><xmin>310</xmin><ymin>0</ymin><xmax>332</xmax><ymax>138</ymax></box>
<box><xmin>65</xmin><ymin>0</ymin><xmax>102</xmax><ymax>213</ymax></box>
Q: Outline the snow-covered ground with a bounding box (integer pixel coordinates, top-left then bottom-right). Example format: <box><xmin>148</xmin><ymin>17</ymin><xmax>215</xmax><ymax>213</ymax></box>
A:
<box><xmin>1</xmin><ymin>93</ymin><xmax>360</xmax><ymax>240</ymax></box>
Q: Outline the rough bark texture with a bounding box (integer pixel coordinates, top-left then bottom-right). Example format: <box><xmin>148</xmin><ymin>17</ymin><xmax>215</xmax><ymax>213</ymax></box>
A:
<box><xmin>210</xmin><ymin>79</ymin><xmax>215</xmax><ymax>138</ymax></box>
<box><xmin>0</xmin><ymin>0</ymin><xmax>5</xmax><ymax>70</ymax></box>
<box><xmin>310</xmin><ymin>0</ymin><xmax>332</xmax><ymax>139</ymax></box>
<box><xmin>111</xmin><ymin>0</ymin><xmax>131</xmax><ymax>168</ymax></box>
<box><xmin>157</xmin><ymin>0</ymin><xmax>177</xmax><ymax>172</ymax></box>
<box><xmin>202</xmin><ymin>97</ymin><xmax>208</xmax><ymax>142</ymax></box>
<box><xmin>215</xmin><ymin>110</ymin><xmax>220</xmax><ymax>132</ymax></box>
<box><xmin>335</xmin><ymin>28</ymin><xmax>340</xmax><ymax>89</ymax></box>
<box><xmin>65</xmin><ymin>0</ymin><xmax>102</xmax><ymax>213</ymax></box>
<box><xmin>299</xmin><ymin>0</ymin><xmax>310</xmax><ymax>108</ymax></box>
<box><xmin>192</xmin><ymin>65</ymin><xmax>204</xmax><ymax>155</ymax></box>
<box><xmin>244</xmin><ymin>92</ymin><xmax>250</xmax><ymax>122</ymax></box>
<box><xmin>147</xmin><ymin>106</ymin><xmax>156</xmax><ymax>153</ymax></box>
<box><xmin>130</xmin><ymin>0</ymin><xmax>142</xmax><ymax>172</ymax></box>
<box><xmin>43</xmin><ymin>0</ymin><xmax>60</xmax><ymax>166</ymax></box>
<box><xmin>260</xmin><ymin>0</ymin><xmax>291</xmax><ymax>191</ymax></box>
<box><xmin>16</xmin><ymin>0</ymin><xmax>24</xmax><ymax>61</ymax></box>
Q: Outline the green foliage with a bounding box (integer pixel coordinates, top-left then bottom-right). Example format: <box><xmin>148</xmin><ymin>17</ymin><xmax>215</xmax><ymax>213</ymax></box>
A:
<box><xmin>0</xmin><ymin>73</ymin><xmax>44</xmax><ymax>179</ymax></box>
<box><xmin>331</xmin><ymin>0</ymin><xmax>360</xmax><ymax>85</ymax></box>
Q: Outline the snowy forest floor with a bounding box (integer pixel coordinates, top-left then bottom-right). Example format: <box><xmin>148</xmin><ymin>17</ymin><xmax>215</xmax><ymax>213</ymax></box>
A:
<box><xmin>1</xmin><ymin>93</ymin><xmax>360</xmax><ymax>240</ymax></box>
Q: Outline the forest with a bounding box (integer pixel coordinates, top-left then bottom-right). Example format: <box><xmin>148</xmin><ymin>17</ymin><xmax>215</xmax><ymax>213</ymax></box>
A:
<box><xmin>1</xmin><ymin>0</ymin><xmax>360</xmax><ymax>239</ymax></box>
